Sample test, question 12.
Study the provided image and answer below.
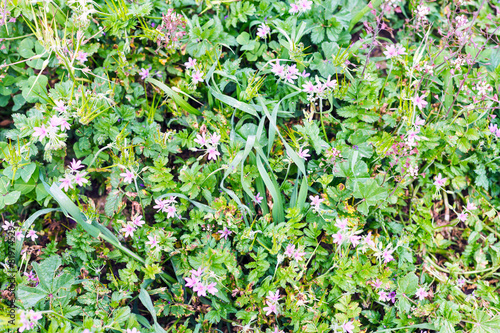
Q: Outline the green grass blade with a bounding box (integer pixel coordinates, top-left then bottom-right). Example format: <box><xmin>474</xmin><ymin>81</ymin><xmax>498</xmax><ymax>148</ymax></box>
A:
<box><xmin>147</xmin><ymin>78</ymin><xmax>201</xmax><ymax>116</ymax></box>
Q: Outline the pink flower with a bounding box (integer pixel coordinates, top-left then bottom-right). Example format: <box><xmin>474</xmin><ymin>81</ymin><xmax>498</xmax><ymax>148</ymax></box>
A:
<box><xmin>69</xmin><ymin>159</ymin><xmax>84</xmax><ymax>171</ymax></box>
<box><xmin>184</xmin><ymin>276</ymin><xmax>199</xmax><ymax>288</ymax></box>
<box><xmin>342</xmin><ymin>320</ymin><xmax>355</xmax><ymax>333</ymax></box>
<box><xmin>267</xmin><ymin>290</ymin><xmax>281</xmax><ymax>303</ymax></box>
<box><xmin>2</xmin><ymin>221</ymin><xmax>14</xmax><ymax>231</ymax></box>
<box><xmin>191</xmin><ymin>267</ymin><xmax>204</xmax><ymax>277</ymax></box>
<box><xmin>309</xmin><ymin>195</ymin><xmax>324</xmax><ymax>210</ymax></box>
<box><xmin>383</xmin><ymin>44</ymin><xmax>406</xmax><ymax>59</ymax></box>
<box><xmin>191</xmin><ymin>71</ymin><xmax>204</xmax><ymax>84</ymax></box>
<box><xmin>298</xmin><ymin>147</ymin><xmax>310</xmax><ymax>160</ymax></box>
<box><xmin>300</xmin><ymin>70</ymin><xmax>310</xmax><ymax>78</ymax></box>
<box><xmin>207</xmin><ymin>147</ymin><xmax>220</xmax><ymax>160</ymax></box>
<box><xmin>194</xmin><ymin>133</ymin><xmax>207</xmax><ymax>146</ymax></box>
<box><xmin>298</xmin><ymin>0</ymin><xmax>313</xmax><ymax>12</ymax></box>
<box><xmin>139</xmin><ymin>68</ymin><xmax>150</xmax><ymax>80</ymax></box>
<box><xmin>210</xmin><ymin>133</ymin><xmax>221</xmax><ymax>145</ymax></box>
<box><xmin>415</xmin><ymin>287</ymin><xmax>428</xmax><ymax>300</ymax></box>
<box><xmin>59</xmin><ymin>175</ymin><xmax>73</xmax><ymax>191</ymax></box>
<box><xmin>457</xmin><ymin>212</ymin><xmax>468</xmax><ymax>222</ymax></box>
<box><xmin>33</xmin><ymin>125</ymin><xmax>48</xmax><ymax>140</ymax></box>
<box><xmin>271</xmin><ymin>61</ymin><xmax>285</xmax><ymax>76</ymax></box>
<box><xmin>146</xmin><ymin>235</ymin><xmax>159</xmax><ymax>248</ymax></box>
<box><xmin>284</xmin><ymin>244</ymin><xmax>295</xmax><ymax>257</ymax></box>
<box><xmin>371</xmin><ymin>279</ymin><xmax>383</xmax><ymax>289</ymax></box>
<box><xmin>293</xmin><ymin>249</ymin><xmax>306</xmax><ymax>261</ymax></box>
<box><xmin>415</xmin><ymin>117</ymin><xmax>425</xmax><ymax>126</ymax></box>
<box><xmin>131</xmin><ymin>214</ymin><xmax>145</xmax><ymax>227</ymax></box>
<box><xmin>74</xmin><ymin>171</ymin><xmax>89</xmax><ymax>187</ymax></box>
<box><xmin>165</xmin><ymin>205</ymin><xmax>176</xmax><ymax>218</ymax></box>
<box><xmin>383</xmin><ymin>249</ymin><xmax>395</xmax><ymax>263</ymax></box>
<box><xmin>434</xmin><ymin>173</ymin><xmax>447</xmax><ymax>187</ymax></box>
<box><xmin>413</xmin><ymin>94</ymin><xmax>428</xmax><ymax>110</ymax></box>
<box><xmin>184</xmin><ymin>57</ymin><xmax>197</xmax><ymax>69</ymax></box>
<box><xmin>15</xmin><ymin>231</ymin><xmax>24</xmax><ymax>241</ymax></box>
<box><xmin>218</xmin><ymin>227</ymin><xmax>232</xmax><ymax>240</ymax></box>
<box><xmin>378</xmin><ymin>290</ymin><xmax>390</xmax><ymax>302</ymax></box>
<box><xmin>302</xmin><ymin>81</ymin><xmax>315</xmax><ymax>93</ymax></box>
<box><xmin>207</xmin><ymin>282</ymin><xmax>218</xmax><ymax>295</ymax></box>
<box><xmin>289</xmin><ymin>3</ymin><xmax>300</xmax><ymax>13</ymax></box>
<box><xmin>193</xmin><ymin>282</ymin><xmax>207</xmax><ymax>297</ymax></box>
<box><xmin>333</xmin><ymin>232</ymin><xmax>344</xmax><ymax>244</ymax></box>
<box><xmin>254</xmin><ymin>192</ymin><xmax>263</xmax><ymax>204</ymax></box>
<box><xmin>153</xmin><ymin>198</ymin><xmax>168</xmax><ymax>212</ymax></box>
<box><xmin>364</xmin><ymin>232</ymin><xmax>375</xmax><ymax>247</ymax></box>
<box><xmin>256</xmin><ymin>23</ymin><xmax>271</xmax><ymax>38</ymax></box>
<box><xmin>26</xmin><ymin>230</ymin><xmax>38</xmax><ymax>242</ymax></box>
<box><xmin>120</xmin><ymin>169</ymin><xmax>136</xmax><ymax>184</ymax></box>
<box><xmin>76</xmin><ymin>51</ymin><xmax>88</xmax><ymax>63</ymax></box>
<box><xmin>335</xmin><ymin>218</ymin><xmax>348</xmax><ymax>230</ymax></box>
<box><xmin>54</xmin><ymin>100</ymin><xmax>67</xmax><ymax>113</ymax></box>
<box><xmin>350</xmin><ymin>235</ymin><xmax>361</xmax><ymax>247</ymax></box>
<box><xmin>466</xmin><ymin>201</ymin><xmax>477</xmax><ymax>211</ymax></box>
<box><xmin>121</xmin><ymin>224</ymin><xmax>136</xmax><ymax>238</ymax></box>
<box><xmin>263</xmin><ymin>302</ymin><xmax>278</xmax><ymax>316</ymax></box>
<box><xmin>126</xmin><ymin>329</ymin><xmax>140</xmax><ymax>333</ymax></box>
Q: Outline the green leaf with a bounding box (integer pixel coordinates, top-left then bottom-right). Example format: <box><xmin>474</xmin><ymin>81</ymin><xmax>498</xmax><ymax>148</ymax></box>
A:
<box><xmin>18</xmin><ymin>38</ymin><xmax>35</xmax><ymax>58</ymax></box>
<box><xmin>397</xmin><ymin>272</ymin><xmax>418</xmax><ymax>296</ymax></box>
<box><xmin>353</xmin><ymin>179</ymin><xmax>388</xmax><ymax>215</ymax></box>
<box><xmin>19</xmin><ymin>163</ymin><xmax>37</xmax><ymax>182</ymax></box>
<box><xmin>147</xmin><ymin>78</ymin><xmax>201</xmax><ymax>116</ymax></box>
<box><xmin>105</xmin><ymin>189</ymin><xmax>123</xmax><ymax>217</ymax></box>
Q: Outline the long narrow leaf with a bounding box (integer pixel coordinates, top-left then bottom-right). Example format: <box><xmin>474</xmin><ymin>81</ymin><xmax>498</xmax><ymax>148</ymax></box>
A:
<box><xmin>147</xmin><ymin>78</ymin><xmax>201</xmax><ymax>116</ymax></box>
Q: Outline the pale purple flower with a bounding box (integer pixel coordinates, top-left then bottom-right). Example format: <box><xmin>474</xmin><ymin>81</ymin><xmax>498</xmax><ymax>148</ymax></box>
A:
<box><xmin>383</xmin><ymin>44</ymin><xmax>406</xmax><ymax>59</ymax></box>
<box><xmin>415</xmin><ymin>287</ymin><xmax>428</xmax><ymax>300</ymax></box>
<box><xmin>457</xmin><ymin>278</ymin><xmax>466</xmax><ymax>287</ymax></box>
<box><xmin>413</xmin><ymin>94</ymin><xmax>428</xmax><ymax>110</ymax></box>
<box><xmin>267</xmin><ymin>290</ymin><xmax>281</xmax><ymax>303</ymax></box>
<box><xmin>131</xmin><ymin>214</ymin><xmax>145</xmax><ymax>227</ymax></box>
<box><xmin>193</xmin><ymin>282</ymin><xmax>207</xmax><ymax>297</ymax></box>
<box><xmin>350</xmin><ymin>235</ymin><xmax>361</xmax><ymax>247</ymax></box>
<box><xmin>54</xmin><ymin>100</ymin><xmax>67</xmax><ymax>113</ymax></box>
<box><xmin>26</xmin><ymin>230</ymin><xmax>38</xmax><ymax>242</ymax></box>
<box><xmin>457</xmin><ymin>212</ymin><xmax>468</xmax><ymax>222</ymax></box>
<box><xmin>466</xmin><ymin>201</ymin><xmax>477</xmax><ymax>211</ymax></box>
<box><xmin>210</xmin><ymin>133</ymin><xmax>221</xmax><ymax>146</ymax></box>
<box><xmin>302</xmin><ymin>81</ymin><xmax>315</xmax><ymax>93</ymax></box>
<box><xmin>207</xmin><ymin>282</ymin><xmax>218</xmax><ymax>295</ymax></box>
<box><xmin>300</xmin><ymin>70</ymin><xmax>310</xmax><ymax>78</ymax></box>
<box><xmin>271</xmin><ymin>61</ymin><xmax>285</xmax><ymax>76</ymax></box>
<box><xmin>15</xmin><ymin>231</ymin><xmax>24</xmax><ymax>241</ymax></box>
<box><xmin>372</xmin><ymin>279</ymin><xmax>383</xmax><ymax>289</ymax></box>
<box><xmin>263</xmin><ymin>302</ymin><xmax>278</xmax><ymax>316</ymax></box>
<box><xmin>146</xmin><ymin>235</ymin><xmax>159</xmax><ymax>248</ymax></box>
<box><xmin>342</xmin><ymin>320</ymin><xmax>355</xmax><ymax>333</ymax></box>
<box><xmin>153</xmin><ymin>198</ymin><xmax>168</xmax><ymax>211</ymax></box>
<box><xmin>284</xmin><ymin>244</ymin><xmax>295</xmax><ymax>257</ymax></box>
<box><xmin>184</xmin><ymin>57</ymin><xmax>197</xmax><ymax>69</ymax></box>
<box><xmin>289</xmin><ymin>3</ymin><xmax>300</xmax><ymax>14</ymax></box>
<box><xmin>121</xmin><ymin>224</ymin><xmax>136</xmax><ymax>238</ymax></box>
<box><xmin>364</xmin><ymin>232</ymin><xmax>375</xmax><ymax>247</ymax></box>
<box><xmin>60</xmin><ymin>175</ymin><xmax>73</xmax><ymax>192</ymax></box>
<box><xmin>489</xmin><ymin>123</ymin><xmax>498</xmax><ymax>134</ymax></box>
<box><xmin>69</xmin><ymin>159</ymin><xmax>84</xmax><ymax>171</ymax></box>
<box><xmin>139</xmin><ymin>68</ymin><xmax>150</xmax><ymax>80</ymax></box>
<box><xmin>333</xmin><ymin>232</ymin><xmax>344</xmax><ymax>244</ymax></box>
<box><xmin>184</xmin><ymin>276</ymin><xmax>199</xmax><ymax>288</ymax></box>
<box><xmin>207</xmin><ymin>147</ymin><xmax>220</xmax><ymax>160</ymax></box>
<box><xmin>298</xmin><ymin>0</ymin><xmax>313</xmax><ymax>12</ymax></box>
<box><xmin>165</xmin><ymin>205</ymin><xmax>176</xmax><ymax>218</ymax></box>
<box><xmin>415</xmin><ymin>117</ymin><xmax>425</xmax><ymax>126</ymax></box>
<box><xmin>293</xmin><ymin>248</ymin><xmax>306</xmax><ymax>261</ymax></box>
<box><xmin>2</xmin><ymin>221</ymin><xmax>14</xmax><ymax>231</ymax></box>
<box><xmin>76</xmin><ymin>51</ymin><xmax>88</xmax><ymax>63</ymax></box>
<box><xmin>191</xmin><ymin>71</ymin><xmax>204</xmax><ymax>84</ymax></box>
<box><xmin>33</xmin><ymin>125</ymin><xmax>48</xmax><ymax>140</ymax></box>
<box><xmin>298</xmin><ymin>147</ymin><xmax>310</xmax><ymax>160</ymax></box>
<box><xmin>325</xmin><ymin>76</ymin><xmax>338</xmax><ymax>89</ymax></box>
<box><xmin>256</xmin><ymin>23</ymin><xmax>271</xmax><ymax>38</ymax></box>
<box><xmin>120</xmin><ymin>169</ymin><xmax>136</xmax><ymax>184</ymax></box>
<box><xmin>434</xmin><ymin>173</ymin><xmax>447</xmax><ymax>187</ymax></box>
<box><xmin>383</xmin><ymin>249</ymin><xmax>395</xmax><ymax>263</ymax></box>
<box><xmin>335</xmin><ymin>218</ymin><xmax>348</xmax><ymax>230</ymax></box>
<box><xmin>254</xmin><ymin>192</ymin><xmax>263</xmax><ymax>204</ymax></box>
<box><xmin>191</xmin><ymin>267</ymin><xmax>204</xmax><ymax>277</ymax></box>
<box><xmin>389</xmin><ymin>291</ymin><xmax>397</xmax><ymax>303</ymax></box>
<box><xmin>74</xmin><ymin>171</ymin><xmax>89</xmax><ymax>187</ymax></box>
<box><xmin>218</xmin><ymin>227</ymin><xmax>232</xmax><ymax>240</ymax></box>
<box><xmin>379</xmin><ymin>290</ymin><xmax>390</xmax><ymax>302</ymax></box>
<box><xmin>309</xmin><ymin>195</ymin><xmax>324</xmax><ymax>210</ymax></box>
<box><xmin>194</xmin><ymin>132</ymin><xmax>207</xmax><ymax>146</ymax></box>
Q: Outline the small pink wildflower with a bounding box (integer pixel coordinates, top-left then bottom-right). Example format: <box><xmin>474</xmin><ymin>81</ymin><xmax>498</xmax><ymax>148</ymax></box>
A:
<box><xmin>267</xmin><ymin>290</ymin><xmax>281</xmax><ymax>303</ymax></box>
<box><xmin>184</xmin><ymin>57</ymin><xmax>197</xmax><ymax>69</ymax></box>
<box><xmin>271</xmin><ymin>62</ymin><xmax>285</xmax><ymax>76</ymax></box>
<box><xmin>207</xmin><ymin>282</ymin><xmax>218</xmax><ymax>295</ymax></box>
<box><xmin>342</xmin><ymin>320</ymin><xmax>355</xmax><ymax>333</ymax></box>
<box><xmin>383</xmin><ymin>249</ymin><xmax>395</xmax><ymax>263</ymax></box>
<box><xmin>309</xmin><ymin>195</ymin><xmax>324</xmax><ymax>210</ymax></box>
<box><xmin>165</xmin><ymin>205</ymin><xmax>176</xmax><ymax>218</ymax></box>
<box><xmin>284</xmin><ymin>244</ymin><xmax>295</xmax><ymax>257</ymax></box>
<box><xmin>256</xmin><ymin>23</ymin><xmax>271</xmax><ymax>38</ymax></box>
<box><xmin>121</xmin><ymin>224</ymin><xmax>136</xmax><ymax>238</ymax></box>
<box><xmin>69</xmin><ymin>159</ymin><xmax>84</xmax><ymax>171</ymax></box>
<box><xmin>254</xmin><ymin>192</ymin><xmax>263</xmax><ymax>204</ymax></box>
<box><xmin>26</xmin><ymin>230</ymin><xmax>38</xmax><ymax>242</ymax></box>
<box><xmin>378</xmin><ymin>290</ymin><xmax>390</xmax><ymax>302</ymax></box>
<box><xmin>120</xmin><ymin>169</ymin><xmax>136</xmax><ymax>184</ymax></box>
<box><xmin>457</xmin><ymin>212</ymin><xmax>468</xmax><ymax>222</ymax></box>
<box><xmin>293</xmin><ymin>248</ymin><xmax>306</xmax><ymax>261</ymax></box>
<box><xmin>415</xmin><ymin>287</ymin><xmax>428</xmax><ymax>300</ymax></box>
<box><xmin>54</xmin><ymin>100</ymin><xmax>67</xmax><ymax>113</ymax></box>
<box><xmin>191</xmin><ymin>267</ymin><xmax>204</xmax><ymax>277</ymax></box>
<box><xmin>194</xmin><ymin>133</ymin><xmax>207</xmax><ymax>146</ymax></box>
<box><xmin>184</xmin><ymin>276</ymin><xmax>199</xmax><ymax>288</ymax></box>
<box><xmin>76</xmin><ymin>51</ymin><xmax>88</xmax><ymax>63</ymax></box>
<box><xmin>74</xmin><ymin>171</ymin><xmax>89</xmax><ymax>187</ymax></box>
<box><xmin>193</xmin><ymin>282</ymin><xmax>208</xmax><ymax>297</ymax></box>
<box><xmin>131</xmin><ymin>214</ymin><xmax>145</xmax><ymax>227</ymax></box>
<box><xmin>15</xmin><ymin>231</ymin><xmax>24</xmax><ymax>241</ymax></box>
<box><xmin>59</xmin><ymin>175</ymin><xmax>73</xmax><ymax>192</ymax></box>
<box><xmin>383</xmin><ymin>44</ymin><xmax>406</xmax><ymax>59</ymax></box>
<box><xmin>218</xmin><ymin>227</ymin><xmax>232</xmax><ymax>240</ymax></box>
<box><xmin>335</xmin><ymin>218</ymin><xmax>348</xmax><ymax>230</ymax></box>
<box><xmin>207</xmin><ymin>147</ymin><xmax>220</xmax><ymax>160</ymax></box>
<box><xmin>33</xmin><ymin>125</ymin><xmax>48</xmax><ymax>140</ymax></box>
<box><xmin>153</xmin><ymin>198</ymin><xmax>168</xmax><ymax>211</ymax></box>
<box><xmin>333</xmin><ymin>231</ymin><xmax>344</xmax><ymax>244</ymax></box>
<box><xmin>350</xmin><ymin>235</ymin><xmax>361</xmax><ymax>247</ymax></box>
<box><xmin>2</xmin><ymin>221</ymin><xmax>14</xmax><ymax>231</ymax></box>
<box><xmin>191</xmin><ymin>71</ymin><xmax>204</xmax><ymax>84</ymax></box>
<box><xmin>210</xmin><ymin>133</ymin><xmax>221</xmax><ymax>145</ymax></box>
<box><xmin>466</xmin><ymin>201</ymin><xmax>477</xmax><ymax>211</ymax></box>
<box><xmin>139</xmin><ymin>68</ymin><xmax>150</xmax><ymax>80</ymax></box>
<box><xmin>413</xmin><ymin>94</ymin><xmax>428</xmax><ymax>110</ymax></box>
<box><xmin>302</xmin><ymin>81</ymin><xmax>315</xmax><ymax>93</ymax></box>
<box><xmin>298</xmin><ymin>147</ymin><xmax>310</xmax><ymax>160</ymax></box>
<box><xmin>263</xmin><ymin>302</ymin><xmax>278</xmax><ymax>316</ymax></box>
<box><xmin>146</xmin><ymin>235</ymin><xmax>159</xmax><ymax>248</ymax></box>
<box><xmin>434</xmin><ymin>173</ymin><xmax>447</xmax><ymax>187</ymax></box>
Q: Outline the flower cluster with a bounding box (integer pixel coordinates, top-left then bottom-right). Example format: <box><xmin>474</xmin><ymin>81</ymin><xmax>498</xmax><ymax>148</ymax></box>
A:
<box><xmin>473</xmin><ymin>80</ymin><xmax>493</xmax><ymax>98</ymax></box>
<box><xmin>263</xmin><ymin>290</ymin><xmax>281</xmax><ymax>316</ymax></box>
<box><xmin>270</xmin><ymin>61</ymin><xmax>308</xmax><ymax>84</ymax></box>
<box><xmin>193</xmin><ymin>131</ymin><xmax>221</xmax><ymax>161</ymax></box>
<box><xmin>119</xmin><ymin>213</ymin><xmax>146</xmax><ymax>238</ymax></box>
<box><xmin>59</xmin><ymin>159</ymin><xmax>89</xmax><ymax>192</ymax></box>
<box><xmin>489</xmin><ymin>123</ymin><xmax>500</xmax><ymax>138</ymax></box>
<box><xmin>19</xmin><ymin>310</ymin><xmax>43</xmax><ymax>332</ymax></box>
<box><xmin>153</xmin><ymin>196</ymin><xmax>178</xmax><ymax>218</ymax></box>
<box><xmin>415</xmin><ymin>5</ymin><xmax>430</xmax><ymax>28</ymax></box>
<box><xmin>32</xmin><ymin>105</ymin><xmax>71</xmax><ymax>152</ymax></box>
<box><xmin>184</xmin><ymin>57</ymin><xmax>205</xmax><ymax>85</ymax></box>
<box><xmin>302</xmin><ymin>75</ymin><xmax>338</xmax><ymax>102</ymax></box>
<box><xmin>284</xmin><ymin>243</ymin><xmax>306</xmax><ymax>262</ymax></box>
<box><xmin>156</xmin><ymin>9</ymin><xmax>186</xmax><ymax>51</ymax></box>
<box><xmin>289</xmin><ymin>0</ymin><xmax>312</xmax><ymax>14</ymax></box>
<box><xmin>184</xmin><ymin>267</ymin><xmax>218</xmax><ymax>297</ymax></box>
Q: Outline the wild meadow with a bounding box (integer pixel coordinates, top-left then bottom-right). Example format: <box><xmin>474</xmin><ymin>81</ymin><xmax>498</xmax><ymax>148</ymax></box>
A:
<box><xmin>1</xmin><ymin>0</ymin><xmax>500</xmax><ymax>332</ymax></box>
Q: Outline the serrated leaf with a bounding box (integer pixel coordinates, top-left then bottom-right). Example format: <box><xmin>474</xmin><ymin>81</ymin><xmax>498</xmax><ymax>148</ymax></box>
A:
<box><xmin>105</xmin><ymin>189</ymin><xmax>123</xmax><ymax>217</ymax></box>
